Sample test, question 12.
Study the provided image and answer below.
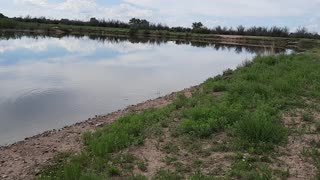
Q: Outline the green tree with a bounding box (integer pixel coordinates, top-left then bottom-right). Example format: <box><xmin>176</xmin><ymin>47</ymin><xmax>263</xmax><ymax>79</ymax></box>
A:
<box><xmin>0</xmin><ymin>13</ymin><xmax>7</xmax><ymax>18</ymax></box>
<box><xmin>89</xmin><ymin>17</ymin><xmax>99</xmax><ymax>26</ymax></box>
<box><xmin>237</xmin><ymin>25</ymin><xmax>245</xmax><ymax>35</ymax></box>
<box><xmin>192</xmin><ymin>22</ymin><xmax>203</xmax><ymax>30</ymax></box>
<box><xmin>129</xmin><ymin>18</ymin><xmax>150</xmax><ymax>29</ymax></box>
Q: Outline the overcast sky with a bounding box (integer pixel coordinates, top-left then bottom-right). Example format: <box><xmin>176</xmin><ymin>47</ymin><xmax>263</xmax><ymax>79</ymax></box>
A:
<box><xmin>1</xmin><ymin>0</ymin><xmax>320</xmax><ymax>32</ymax></box>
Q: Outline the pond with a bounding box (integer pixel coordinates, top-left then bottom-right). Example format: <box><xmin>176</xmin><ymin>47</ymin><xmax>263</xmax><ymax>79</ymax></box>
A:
<box><xmin>0</xmin><ymin>32</ymin><xmax>290</xmax><ymax>145</ymax></box>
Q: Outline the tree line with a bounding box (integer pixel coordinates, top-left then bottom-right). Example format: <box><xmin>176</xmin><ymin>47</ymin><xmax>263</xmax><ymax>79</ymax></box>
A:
<box><xmin>0</xmin><ymin>13</ymin><xmax>319</xmax><ymax>39</ymax></box>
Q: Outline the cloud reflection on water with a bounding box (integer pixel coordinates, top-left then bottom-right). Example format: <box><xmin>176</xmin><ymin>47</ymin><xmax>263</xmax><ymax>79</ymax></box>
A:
<box><xmin>0</xmin><ymin>35</ymin><xmax>268</xmax><ymax>145</ymax></box>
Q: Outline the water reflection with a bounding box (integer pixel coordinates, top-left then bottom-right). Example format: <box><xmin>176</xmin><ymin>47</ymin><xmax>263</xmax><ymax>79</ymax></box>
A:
<box><xmin>0</xmin><ymin>32</ymin><xmax>289</xmax><ymax>145</ymax></box>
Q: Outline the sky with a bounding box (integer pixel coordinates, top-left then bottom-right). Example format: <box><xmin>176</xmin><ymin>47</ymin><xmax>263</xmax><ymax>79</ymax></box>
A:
<box><xmin>1</xmin><ymin>0</ymin><xmax>320</xmax><ymax>32</ymax></box>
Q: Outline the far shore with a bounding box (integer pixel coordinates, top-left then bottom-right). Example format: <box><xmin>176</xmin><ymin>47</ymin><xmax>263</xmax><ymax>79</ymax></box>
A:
<box><xmin>0</xmin><ymin>28</ymin><xmax>297</xmax><ymax>50</ymax></box>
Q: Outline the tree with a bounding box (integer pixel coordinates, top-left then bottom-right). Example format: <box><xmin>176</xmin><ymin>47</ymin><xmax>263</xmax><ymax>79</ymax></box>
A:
<box><xmin>90</xmin><ymin>17</ymin><xmax>99</xmax><ymax>26</ymax></box>
<box><xmin>129</xmin><ymin>18</ymin><xmax>150</xmax><ymax>29</ymax></box>
<box><xmin>0</xmin><ymin>13</ymin><xmax>7</xmax><ymax>18</ymax></box>
<box><xmin>192</xmin><ymin>22</ymin><xmax>203</xmax><ymax>29</ymax></box>
<box><xmin>237</xmin><ymin>25</ymin><xmax>245</xmax><ymax>35</ymax></box>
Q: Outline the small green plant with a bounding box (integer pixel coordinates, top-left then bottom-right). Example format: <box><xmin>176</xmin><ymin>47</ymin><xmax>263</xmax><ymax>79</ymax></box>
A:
<box><xmin>137</xmin><ymin>160</ymin><xmax>148</xmax><ymax>172</ymax></box>
<box><xmin>163</xmin><ymin>142</ymin><xmax>179</xmax><ymax>154</ymax></box>
<box><xmin>107</xmin><ymin>166</ymin><xmax>121</xmax><ymax>176</ymax></box>
<box><xmin>152</xmin><ymin>169</ymin><xmax>182</xmax><ymax>180</ymax></box>
<box><xmin>302</xmin><ymin>111</ymin><xmax>314</xmax><ymax>122</ymax></box>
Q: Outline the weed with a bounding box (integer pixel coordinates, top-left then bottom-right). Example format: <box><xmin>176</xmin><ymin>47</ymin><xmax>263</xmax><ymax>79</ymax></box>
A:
<box><xmin>302</xmin><ymin>111</ymin><xmax>314</xmax><ymax>122</ymax></box>
<box><xmin>163</xmin><ymin>142</ymin><xmax>179</xmax><ymax>154</ymax></box>
<box><xmin>163</xmin><ymin>155</ymin><xmax>178</xmax><ymax>165</ymax></box>
<box><xmin>107</xmin><ymin>165</ymin><xmax>121</xmax><ymax>176</ymax></box>
<box><xmin>137</xmin><ymin>160</ymin><xmax>148</xmax><ymax>172</ymax></box>
<box><xmin>152</xmin><ymin>169</ymin><xmax>182</xmax><ymax>180</ymax></box>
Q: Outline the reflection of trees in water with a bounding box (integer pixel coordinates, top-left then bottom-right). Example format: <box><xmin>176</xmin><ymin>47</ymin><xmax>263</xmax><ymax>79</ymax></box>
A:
<box><xmin>0</xmin><ymin>31</ymin><xmax>288</xmax><ymax>55</ymax></box>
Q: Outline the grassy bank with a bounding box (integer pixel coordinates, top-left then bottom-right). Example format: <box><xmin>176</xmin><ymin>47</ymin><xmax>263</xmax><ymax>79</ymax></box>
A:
<box><xmin>36</xmin><ymin>43</ymin><xmax>320</xmax><ymax>179</ymax></box>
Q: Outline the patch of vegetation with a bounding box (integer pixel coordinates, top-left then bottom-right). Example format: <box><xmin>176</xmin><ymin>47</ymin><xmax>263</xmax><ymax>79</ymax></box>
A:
<box><xmin>152</xmin><ymin>169</ymin><xmax>182</xmax><ymax>180</ymax></box>
<box><xmin>302</xmin><ymin>147</ymin><xmax>320</xmax><ymax>179</ymax></box>
<box><xmin>302</xmin><ymin>111</ymin><xmax>314</xmax><ymax>122</ymax></box>
<box><xmin>38</xmin><ymin>48</ymin><xmax>320</xmax><ymax>179</ymax></box>
<box><xmin>227</xmin><ymin>153</ymin><xmax>289</xmax><ymax>179</ymax></box>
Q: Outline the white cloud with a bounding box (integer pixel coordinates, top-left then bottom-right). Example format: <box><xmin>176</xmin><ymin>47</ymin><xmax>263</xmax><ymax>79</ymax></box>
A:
<box><xmin>18</xmin><ymin>0</ymin><xmax>48</xmax><ymax>6</ymax></box>
<box><xmin>11</xmin><ymin>0</ymin><xmax>152</xmax><ymax>20</ymax></box>
<box><xmin>124</xmin><ymin>0</ymin><xmax>319</xmax><ymax>17</ymax></box>
<box><xmin>2</xmin><ymin>0</ymin><xmax>320</xmax><ymax>31</ymax></box>
<box><xmin>0</xmin><ymin>36</ymin><xmax>154</xmax><ymax>54</ymax></box>
<box><xmin>306</xmin><ymin>17</ymin><xmax>320</xmax><ymax>33</ymax></box>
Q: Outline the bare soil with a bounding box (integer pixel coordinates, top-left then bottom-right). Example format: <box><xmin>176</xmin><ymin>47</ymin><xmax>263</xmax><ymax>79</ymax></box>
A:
<box><xmin>275</xmin><ymin>110</ymin><xmax>319</xmax><ymax>180</ymax></box>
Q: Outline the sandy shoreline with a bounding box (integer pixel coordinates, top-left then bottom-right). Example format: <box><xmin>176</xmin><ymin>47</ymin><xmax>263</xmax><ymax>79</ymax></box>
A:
<box><xmin>0</xmin><ymin>86</ymin><xmax>195</xmax><ymax>179</ymax></box>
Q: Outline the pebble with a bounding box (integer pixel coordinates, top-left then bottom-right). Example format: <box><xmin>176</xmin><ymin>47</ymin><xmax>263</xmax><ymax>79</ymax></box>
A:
<box><xmin>95</xmin><ymin>123</ymin><xmax>103</xmax><ymax>127</ymax></box>
<box><xmin>2</xmin><ymin>175</ymin><xmax>8</xmax><ymax>178</ymax></box>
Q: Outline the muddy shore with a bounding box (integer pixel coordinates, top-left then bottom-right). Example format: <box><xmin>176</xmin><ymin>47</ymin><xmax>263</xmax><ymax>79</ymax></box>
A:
<box><xmin>0</xmin><ymin>86</ymin><xmax>196</xmax><ymax>180</ymax></box>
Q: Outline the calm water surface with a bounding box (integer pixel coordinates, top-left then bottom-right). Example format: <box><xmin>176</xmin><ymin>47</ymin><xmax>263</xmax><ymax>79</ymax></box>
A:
<box><xmin>0</xmin><ymin>34</ymin><xmax>288</xmax><ymax>145</ymax></box>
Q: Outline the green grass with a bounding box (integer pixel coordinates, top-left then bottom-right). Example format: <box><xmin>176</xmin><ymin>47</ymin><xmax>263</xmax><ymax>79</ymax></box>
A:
<box><xmin>38</xmin><ymin>47</ymin><xmax>320</xmax><ymax>179</ymax></box>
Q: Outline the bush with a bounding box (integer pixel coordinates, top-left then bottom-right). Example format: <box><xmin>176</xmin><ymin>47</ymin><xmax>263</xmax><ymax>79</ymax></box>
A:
<box><xmin>235</xmin><ymin>110</ymin><xmax>287</xmax><ymax>145</ymax></box>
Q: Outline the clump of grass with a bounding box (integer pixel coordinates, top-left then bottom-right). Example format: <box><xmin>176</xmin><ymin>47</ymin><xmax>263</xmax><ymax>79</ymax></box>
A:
<box><xmin>190</xmin><ymin>170</ymin><xmax>218</xmax><ymax>180</ymax></box>
<box><xmin>153</xmin><ymin>169</ymin><xmax>182</xmax><ymax>180</ymax></box>
<box><xmin>228</xmin><ymin>154</ymin><xmax>273</xmax><ymax>180</ymax></box>
<box><xmin>107</xmin><ymin>165</ymin><xmax>121</xmax><ymax>176</ymax></box>
<box><xmin>302</xmin><ymin>147</ymin><xmax>320</xmax><ymax>179</ymax></box>
<box><xmin>137</xmin><ymin>160</ymin><xmax>148</xmax><ymax>172</ymax></box>
<box><xmin>84</xmin><ymin>106</ymin><xmax>174</xmax><ymax>157</ymax></box>
<box><xmin>163</xmin><ymin>155</ymin><xmax>178</xmax><ymax>165</ymax></box>
<box><xmin>163</xmin><ymin>141</ymin><xmax>180</xmax><ymax>154</ymax></box>
<box><xmin>234</xmin><ymin>110</ymin><xmax>287</xmax><ymax>148</ymax></box>
<box><xmin>302</xmin><ymin>111</ymin><xmax>314</xmax><ymax>122</ymax></box>
<box><xmin>173</xmin><ymin>93</ymin><xmax>188</xmax><ymax>109</ymax></box>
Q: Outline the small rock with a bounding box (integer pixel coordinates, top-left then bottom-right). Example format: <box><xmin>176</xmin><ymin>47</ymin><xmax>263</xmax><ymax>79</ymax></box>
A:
<box><xmin>95</xmin><ymin>123</ymin><xmax>103</xmax><ymax>127</ymax></box>
<box><xmin>34</xmin><ymin>168</ymin><xmax>41</xmax><ymax>175</ymax></box>
<box><xmin>2</xmin><ymin>175</ymin><xmax>8</xmax><ymax>178</ymax></box>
